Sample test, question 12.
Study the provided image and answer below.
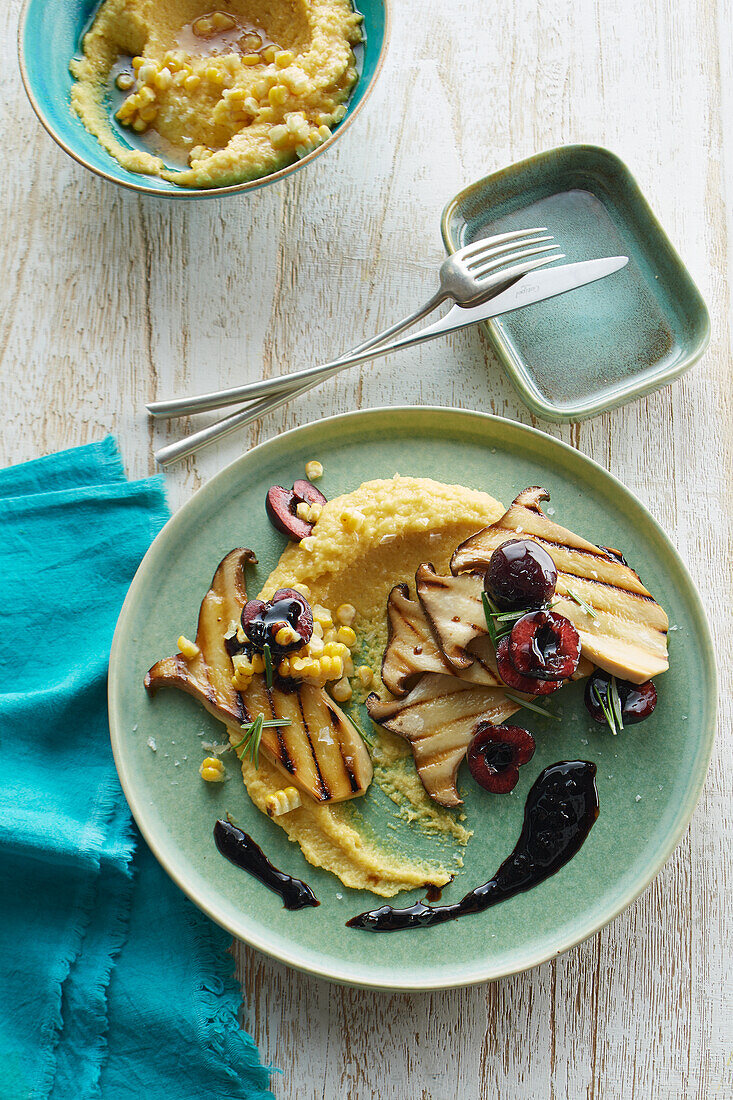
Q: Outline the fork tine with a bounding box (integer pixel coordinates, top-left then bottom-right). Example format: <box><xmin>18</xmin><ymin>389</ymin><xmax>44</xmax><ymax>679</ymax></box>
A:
<box><xmin>474</xmin><ymin>252</ymin><xmax>566</xmax><ymax>284</ymax></box>
<box><xmin>465</xmin><ymin>235</ymin><xmax>554</xmax><ymax>271</ymax></box>
<box><xmin>459</xmin><ymin>228</ymin><xmax>549</xmax><ymax>262</ymax></box>
<box><xmin>471</xmin><ymin>242</ymin><xmax>561</xmax><ymax>277</ymax></box>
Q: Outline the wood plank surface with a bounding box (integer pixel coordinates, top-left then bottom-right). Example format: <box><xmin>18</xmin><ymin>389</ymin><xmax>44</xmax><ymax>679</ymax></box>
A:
<box><xmin>2</xmin><ymin>0</ymin><xmax>731</xmax><ymax>1095</ymax></box>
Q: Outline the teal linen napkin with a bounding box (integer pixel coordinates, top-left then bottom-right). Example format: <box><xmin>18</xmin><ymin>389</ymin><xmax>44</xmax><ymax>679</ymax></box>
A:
<box><xmin>0</xmin><ymin>438</ymin><xmax>275</xmax><ymax>1100</ymax></box>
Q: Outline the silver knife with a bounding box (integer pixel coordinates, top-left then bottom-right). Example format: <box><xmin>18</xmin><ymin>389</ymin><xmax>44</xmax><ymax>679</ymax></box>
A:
<box><xmin>383</xmin><ymin>255</ymin><xmax>629</xmax><ymax>347</ymax></box>
<box><xmin>154</xmin><ymin>255</ymin><xmax>628</xmax><ymax>465</ymax></box>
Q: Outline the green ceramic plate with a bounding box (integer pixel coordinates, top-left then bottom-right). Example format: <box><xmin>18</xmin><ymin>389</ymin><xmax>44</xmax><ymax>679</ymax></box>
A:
<box><xmin>108</xmin><ymin>408</ymin><xmax>716</xmax><ymax>990</ymax></box>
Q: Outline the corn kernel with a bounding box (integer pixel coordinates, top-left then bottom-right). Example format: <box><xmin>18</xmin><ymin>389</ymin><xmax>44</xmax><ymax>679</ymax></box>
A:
<box><xmin>296</xmin><ymin>502</ymin><xmax>310</xmax><ymax>521</ymax></box>
<box><xmin>275</xmin><ymin>624</ymin><xmax>300</xmax><ymax>647</ymax></box>
<box><xmin>357</xmin><ymin>665</ymin><xmax>374</xmax><ymax>687</ymax></box>
<box><xmin>251</xmin><ymin>654</ymin><xmax>265</xmax><ymax>674</ymax></box>
<box><xmin>132</xmin><ymin>119</ymin><xmax>148</xmax><ymax>132</ymax></box>
<box><xmin>132</xmin><ymin>56</ymin><xmax>144</xmax><ymax>70</ymax></box>
<box><xmin>139</xmin><ymin>105</ymin><xmax>158</xmax><ymax>122</ymax></box>
<box><xmin>116</xmin><ymin>72</ymin><xmax>135</xmax><ymax>91</ymax></box>
<box><xmin>336</xmin><ymin>603</ymin><xmax>356</xmax><ymax>626</ymax></box>
<box><xmin>331</xmin><ymin>676</ymin><xmax>352</xmax><ymax>703</ymax></box>
<box><xmin>193</xmin><ymin>15</ymin><xmax>214</xmax><ymax>35</ymax></box>
<box><xmin>292</xmin><ymin>582</ymin><xmax>311</xmax><ymax>599</ymax></box>
<box><xmin>138</xmin><ymin>85</ymin><xmax>156</xmax><ymax>106</ymax></box>
<box><xmin>307</xmin><ymin>636</ymin><xmax>324</xmax><ymax>657</ymax></box>
<box><xmin>200</xmin><ymin>757</ymin><xmax>225</xmax><ymax>782</ymax></box>
<box><xmin>212</xmin><ymin>11</ymin><xmax>236</xmax><ymax>30</ymax></box>
<box><xmin>184</xmin><ymin>74</ymin><xmax>201</xmax><ymax>92</ymax></box>
<box><xmin>290</xmin><ymin>656</ymin><xmax>306</xmax><ymax>673</ymax></box>
<box><xmin>333</xmin><ymin>103</ymin><xmax>347</xmax><ymax>122</ymax></box>
<box><xmin>243</xmin><ymin>53</ymin><xmax>262</xmax><ymax>66</ymax></box>
<box><xmin>323</xmin><ymin>628</ymin><xmax>338</xmax><ymax>645</ymax></box>
<box><xmin>268</xmin><ymin>84</ymin><xmax>288</xmax><ymax>106</ymax></box>
<box><xmin>177</xmin><ymin>634</ymin><xmax>200</xmax><ymax>659</ymax></box>
<box><xmin>336</xmin><ymin>626</ymin><xmax>356</xmax><ymax>648</ymax></box>
<box><xmin>242</xmin><ymin>32</ymin><xmax>263</xmax><ymax>50</ymax></box>
<box><xmin>340</xmin><ymin>508</ymin><xmax>365</xmax><ymax>532</ymax></box>
<box><xmin>278</xmin><ymin>657</ymin><xmax>291</xmax><ymax>677</ymax></box>
<box><xmin>275</xmin><ymin>50</ymin><xmax>295</xmax><ymax>68</ymax></box>
<box><xmin>312</xmin><ymin>621</ymin><xmax>323</xmax><ymax>639</ymax></box>
<box><xmin>342</xmin><ymin>655</ymin><xmax>354</xmax><ymax>678</ymax></box>
<box><xmin>318</xmin><ymin>124</ymin><xmax>332</xmax><ymax>141</ymax></box>
<box><xmin>305</xmin><ymin>460</ymin><xmax>323</xmax><ymax>480</ymax></box>
<box><xmin>253</xmin><ymin>79</ymin><xmax>270</xmax><ymax>98</ymax></box>
<box><xmin>154</xmin><ymin>66</ymin><xmax>172</xmax><ymax>90</ymax></box>
<box><xmin>262</xmin><ymin>45</ymin><xmax>278</xmax><ymax>63</ymax></box>
<box><xmin>138</xmin><ymin>62</ymin><xmax>158</xmax><ymax>85</ymax></box>
<box><xmin>265</xmin><ymin>786</ymin><xmax>302</xmax><ymax>816</ymax></box>
<box><xmin>312</xmin><ymin>605</ymin><xmax>333</xmax><ymax>627</ymax></box>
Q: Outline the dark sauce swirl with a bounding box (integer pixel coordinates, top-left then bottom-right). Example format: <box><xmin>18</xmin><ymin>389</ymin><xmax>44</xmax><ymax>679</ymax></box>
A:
<box><xmin>347</xmin><ymin>761</ymin><xmax>598</xmax><ymax>932</ymax></box>
<box><xmin>214</xmin><ymin>819</ymin><xmax>319</xmax><ymax>911</ymax></box>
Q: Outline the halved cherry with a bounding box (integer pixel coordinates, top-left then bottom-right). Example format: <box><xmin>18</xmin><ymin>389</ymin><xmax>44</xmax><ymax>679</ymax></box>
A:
<box><xmin>466</xmin><ymin>722</ymin><xmax>536</xmax><ymax>793</ymax></box>
<box><xmin>292</xmin><ymin>479</ymin><xmax>327</xmax><ymax>507</ymax></box>
<box><xmin>484</xmin><ymin>538</ymin><xmax>558</xmax><ymax>611</ymax></box>
<box><xmin>495</xmin><ymin>636</ymin><xmax>564</xmax><ymax>695</ymax></box>
<box><xmin>241</xmin><ymin>589</ymin><xmax>313</xmax><ymax>653</ymax></box>
<box><xmin>508</xmin><ymin>610</ymin><xmax>580</xmax><ymax>681</ymax></box>
<box><xmin>265</xmin><ymin>481</ymin><xmax>328</xmax><ymax>541</ymax></box>
<box><xmin>584</xmin><ymin>669</ymin><xmax>657</xmax><ymax>725</ymax></box>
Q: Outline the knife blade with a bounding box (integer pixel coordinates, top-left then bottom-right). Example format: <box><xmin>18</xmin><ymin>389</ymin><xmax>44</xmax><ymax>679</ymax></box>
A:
<box><xmin>400</xmin><ymin>255</ymin><xmax>629</xmax><ymax>344</ymax></box>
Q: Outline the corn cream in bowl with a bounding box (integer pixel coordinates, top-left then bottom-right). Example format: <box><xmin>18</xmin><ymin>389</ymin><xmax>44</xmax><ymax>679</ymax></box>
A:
<box><xmin>19</xmin><ymin>0</ymin><xmax>389</xmax><ymax>197</ymax></box>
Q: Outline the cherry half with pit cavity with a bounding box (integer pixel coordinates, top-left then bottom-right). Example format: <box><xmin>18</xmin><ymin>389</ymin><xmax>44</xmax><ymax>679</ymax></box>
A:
<box><xmin>484</xmin><ymin>538</ymin><xmax>558</xmax><ymax>611</ymax></box>
<box><xmin>467</xmin><ymin>722</ymin><xmax>536</xmax><ymax>794</ymax></box>
<box><xmin>509</xmin><ymin>610</ymin><xmax>581</xmax><ymax>681</ymax></box>
<box><xmin>265</xmin><ymin>481</ymin><xmax>328</xmax><ymax>541</ymax></box>
<box><xmin>495</xmin><ymin>636</ymin><xmax>564</xmax><ymax>695</ymax></box>
<box><xmin>584</xmin><ymin>669</ymin><xmax>657</xmax><ymax>727</ymax></box>
<box><xmin>241</xmin><ymin>588</ymin><xmax>313</xmax><ymax>654</ymax></box>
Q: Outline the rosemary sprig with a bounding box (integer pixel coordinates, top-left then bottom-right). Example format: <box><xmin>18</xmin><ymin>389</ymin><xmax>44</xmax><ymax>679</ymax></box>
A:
<box><xmin>262</xmin><ymin>643</ymin><xmax>274</xmax><ymax>688</ymax></box>
<box><xmin>592</xmin><ymin>676</ymin><xmax>624</xmax><ymax>735</ymax></box>
<box><xmin>564</xmin><ymin>587</ymin><xmax>598</xmax><ymax>620</ymax></box>
<box><xmin>481</xmin><ymin>592</ymin><xmax>533</xmax><ymax>646</ymax></box>
<box><xmin>231</xmin><ymin>715</ymin><xmax>292</xmax><ymax>767</ymax></box>
<box><xmin>503</xmin><ymin>690</ymin><xmax>561</xmax><ymax>722</ymax></box>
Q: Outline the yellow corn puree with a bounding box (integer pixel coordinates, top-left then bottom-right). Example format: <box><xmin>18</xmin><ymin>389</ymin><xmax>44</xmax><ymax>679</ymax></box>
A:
<box><xmin>236</xmin><ymin>476</ymin><xmax>507</xmax><ymax>897</ymax></box>
<box><xmin>70</xmin><ymin>0</ymin><xmax>362</xmax><ymax>189</ymax></box>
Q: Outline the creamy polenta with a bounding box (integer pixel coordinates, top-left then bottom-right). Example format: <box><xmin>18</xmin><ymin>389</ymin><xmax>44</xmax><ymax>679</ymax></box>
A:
<box><xmin>70</xmin><ymin>0</ymin><xmax>362</xmax><ymax>188</ymax></box>
<box><xmin>240</xmin><ymin>476</ymin><xmax>506</xmax><ymax>896</ymax></box>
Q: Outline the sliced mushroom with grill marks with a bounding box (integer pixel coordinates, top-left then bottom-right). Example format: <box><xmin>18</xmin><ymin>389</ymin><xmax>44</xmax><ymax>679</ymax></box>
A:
<box><xmin>451</xmin><ymin>487</ymin><xmax>669</xmax><ymax>684</ymax></box>
<box><xmin>381</xmin><ymin>583</ymin><xmax>501</xmax><ymax>696</ymax></box>
<box><xmin>367</xmin><ymin>675</ymin><xmax>520</xmax><ymax>807</ymax></box>
<box><xmin>145</xmin><ymin>547</ymin><xmax>372</xmax><ymax>804</ymax></box>
<box><xmin>415</xmin><ymin>564</ymin><xmax>489</xmax><ymax>671</ymax></box>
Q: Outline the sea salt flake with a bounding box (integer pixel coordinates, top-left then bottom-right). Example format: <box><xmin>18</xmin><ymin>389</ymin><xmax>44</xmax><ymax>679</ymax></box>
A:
<box><xmin>147</xmin><ymin>737</ymin><xmax>157</xmax><ymax>752</ymax></box>
<box><xmin>546</xmin><ymin>506</ymin><xmax>556</xmax><ymax>515</ymax></box>
<box><xmin>635</xmin><ymin>795</ymin><xmax>642</xmax><ymax>802</ymax></box>
<box><xmin>132</xmin><ymin>723</ymin><xmax>138</xmax><ymax>732</ymax></box>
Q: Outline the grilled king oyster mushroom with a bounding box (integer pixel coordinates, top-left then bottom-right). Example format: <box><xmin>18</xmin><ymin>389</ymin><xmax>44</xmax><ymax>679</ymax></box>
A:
<box><xmin>415</xmin><ymin>563</ymin><xmax>488</xmax><ymax>670</ymax></box>
<box><xmin>381</xmin><ymin>583</ymin><xmax>500</xmax><ymax>696</ymax></box>
<box><xmin>367</xmin><ymin>675</ymin><xmax>520</xmax><ymax>807</ymax></box>
<box><xmin>451</xmin><ymin>487</ymin><xmax>669</xmax><ymax>684</ymax></box>
<box><xmin>145</xmin><ymin>548</ymin><xmax>372</xmax><ymax>804</ymax></box>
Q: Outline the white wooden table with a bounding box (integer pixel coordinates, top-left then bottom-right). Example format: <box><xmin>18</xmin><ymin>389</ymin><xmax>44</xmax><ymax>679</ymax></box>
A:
<box><xmin>3</xmin><ymin>0</ymin><xmax>731</xmax><ymax>1095</ymax></box>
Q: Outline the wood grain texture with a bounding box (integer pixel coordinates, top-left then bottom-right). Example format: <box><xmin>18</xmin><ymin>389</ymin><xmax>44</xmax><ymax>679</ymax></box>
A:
<box><xmin>2</xmin><ymin>0</ymin><xmax>732</xmax><ymax>1095</ymax></box>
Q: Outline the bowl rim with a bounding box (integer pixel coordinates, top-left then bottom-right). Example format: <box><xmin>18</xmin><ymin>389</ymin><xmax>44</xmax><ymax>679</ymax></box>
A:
<box><xmin>17</xmin><ymin>0</ymin><xmax>391</xmax><ymax>200</ymax></box>
<box><xmin>440</xmin><ymin>144</ymin><xmax>712</xmax><ymax>422</ymax></box>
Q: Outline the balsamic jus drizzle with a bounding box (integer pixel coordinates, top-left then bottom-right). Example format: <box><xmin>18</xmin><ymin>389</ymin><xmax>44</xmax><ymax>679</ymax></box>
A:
<box><xmin>347</xmin><ymin>761</ymin><xmax>598</xmax><ymax>932</ymax></box>
<box><xmin>214</xmin><ymin>819</ymin><xmax>319</xmax><ymax>911</ymax></box>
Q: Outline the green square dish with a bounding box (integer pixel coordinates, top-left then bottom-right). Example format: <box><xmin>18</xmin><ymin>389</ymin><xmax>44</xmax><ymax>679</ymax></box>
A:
<box><xmin>441</xmin><ymin>145</ymin><xmax>710</xmax><ymax>421</ymax></box>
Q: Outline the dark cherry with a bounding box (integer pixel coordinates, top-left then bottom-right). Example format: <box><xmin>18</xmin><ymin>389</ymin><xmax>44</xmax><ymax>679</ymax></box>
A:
<box><xmin>584</xmin><ymin>669</ymin><xmax>657</xmax><ymax>725</ymax></box>
<box><xmin>509</xmin><ymin>610</ymin><xmax>581</xmax><ymax>681</ymax></box>
<box><xmin>484</xmin><ymin>539</ymin><xmax>558</xmax><ymax>611</ymax></box>
<box><xmin>467</xmin><ymin>722</ymin><xmax>536</xmax><ymax>794</ymax></box>
<box><xmin>241</xmin><ymin>588</ymin><xmax>313</xmax><ymax>653</ymax></box>
<box><xmin>266</xmin><ymin>481</ymin><xmax>328</xmax><ymax>541</ymax></box>
<box><xmin>495</xmin><ymin>636</ymin><xmax>564</xmax><ymax>695</ymax></box>
<box><xmin>292</xmin><ymin>479</ymin><xmax>327</xmax><ymax>507</ymax></box>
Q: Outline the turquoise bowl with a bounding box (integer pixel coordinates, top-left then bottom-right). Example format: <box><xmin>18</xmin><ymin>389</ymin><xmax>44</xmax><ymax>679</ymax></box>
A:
<box><xmin>18</xmin><ymin>0</ymin><xmax>389</xmax><ymax>199</ymax></box>
<box><xmin>442</xmin><ymin>146</ymin><xmax>711</xmax><ymax>421</ymax></box>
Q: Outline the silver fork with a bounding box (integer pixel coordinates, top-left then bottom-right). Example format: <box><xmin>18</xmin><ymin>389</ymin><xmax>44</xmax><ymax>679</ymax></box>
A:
<box><xmin>152</xmin><ymin>229</ymin><xmax>565</xmax><ymax>465</ymax></box>
<box><xmin>148</xmin><ymin>228</ymin><xmax>562</xmax><ymax>421</ymax></box>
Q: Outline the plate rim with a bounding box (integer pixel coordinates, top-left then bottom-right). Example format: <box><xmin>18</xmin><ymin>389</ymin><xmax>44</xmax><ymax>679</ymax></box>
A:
<box><xmin>109</xmin><ymin>406</ymin><xmax>718</xmax><ymax>990</ymax></box>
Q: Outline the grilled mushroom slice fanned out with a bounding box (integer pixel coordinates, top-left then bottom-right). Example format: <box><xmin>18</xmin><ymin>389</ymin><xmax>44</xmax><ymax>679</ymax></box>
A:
<box><xmin>145</xmin><ymin>547</ymin><xmax>372</xmax><ymax>804</ymax></box>
<box><xmin>367</xmin><ymin>675</ymin><xmax>520</xmax><ymax>807</ymax></box>
<box><xmin>415</xmin><ymin>564</ymin><xmax>488</xmax><ymax>671</ymax></box>
<box><xmin>451</xmin><ymin>487</ymin><xmax>669</xmax><ymax>684</ymax></box>
<box><xmin>382</xmin><ymin>583</ymin><xmax>501</xmax><ymax>695</ymax></box>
